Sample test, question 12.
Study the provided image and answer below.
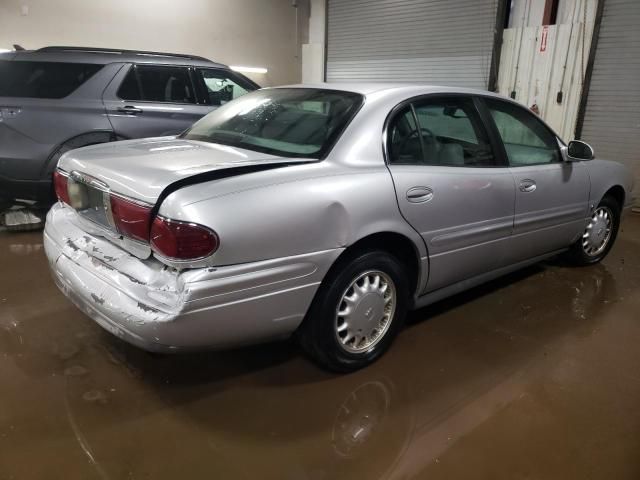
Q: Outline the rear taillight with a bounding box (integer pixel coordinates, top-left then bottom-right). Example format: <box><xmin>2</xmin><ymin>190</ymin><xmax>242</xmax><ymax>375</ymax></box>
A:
<box><xmin>150</xmin><ymin>216</ymin><xmax>219</xmax><ymax>260</ymax></box>
<box><xmin>53</xmin><ymin>170</ymin><xmax>71</xmax><ymax>205</ymax></box>
<box><xmin>109</xmin><ymin>195</ymin><xmax>153</xmax><ymax>242</ymax></box>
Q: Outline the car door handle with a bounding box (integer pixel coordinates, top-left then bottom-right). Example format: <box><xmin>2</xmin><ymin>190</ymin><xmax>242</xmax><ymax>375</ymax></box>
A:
<box><xmin>519</xmin><ymin>179</ymin><xmax>537</xmax><ymax>193</ymax></box>
<box><xmin>406</xmin><ymin>186</ymin><xmax>434</xmax><ymax>203</ymax></box>
<box><xmin>117</xmin><ymin>105</ymin><xmax>143</xmax><ymax>115</ymax></box>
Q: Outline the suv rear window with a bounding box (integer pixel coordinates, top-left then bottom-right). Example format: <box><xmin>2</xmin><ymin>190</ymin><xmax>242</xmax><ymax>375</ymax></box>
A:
<box><xmin>0</xmin><ymin>61</ymin><xmax>103</xmax><ymax>98</ymax></box>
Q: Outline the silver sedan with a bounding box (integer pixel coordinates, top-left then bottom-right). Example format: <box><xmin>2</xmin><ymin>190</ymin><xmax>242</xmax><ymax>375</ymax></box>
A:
<box><xmin>44</xmin><ymin>84</ymin><xmax>635</xmax><ymax>371</ymax></box>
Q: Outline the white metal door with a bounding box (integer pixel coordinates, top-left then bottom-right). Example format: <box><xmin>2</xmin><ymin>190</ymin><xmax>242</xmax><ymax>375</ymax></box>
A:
<box><xmin>580</xmin><ymin>0</ymin><xmax>640</xmax><ymax>208</ymax></box>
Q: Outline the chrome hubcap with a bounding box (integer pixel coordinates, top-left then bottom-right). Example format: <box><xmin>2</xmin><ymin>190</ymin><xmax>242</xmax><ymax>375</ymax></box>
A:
<box><xmin>335</xmin><ymin>270</ymin><xmax>396</xmax><ymax>353</ymax></box>
<box><xmin>582</xmin><ymin>206</ymin><xmax>613</xmax><ymax>256</ymax></box>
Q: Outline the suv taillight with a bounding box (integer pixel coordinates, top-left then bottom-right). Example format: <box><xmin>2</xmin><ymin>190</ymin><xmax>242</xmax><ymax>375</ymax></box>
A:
<box><xmin>53</xmin><ymin>170</ymin><xmax>71</xmax><ymax>205</ymax></box>
<box><xmin>109</xmin><ymin>195</ymin><xmax>152</xmax><ymax>243</ymax></box>
<box><xmin>150</xmin><ymin>216</ymin><xmax>219</xmax><ymax>260</ymax></box>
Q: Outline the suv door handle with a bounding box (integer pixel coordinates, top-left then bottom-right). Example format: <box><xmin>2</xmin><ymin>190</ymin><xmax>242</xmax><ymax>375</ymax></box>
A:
<box><xmin>0</xmin><ymin>106</ymin><xmax>22</xmax><ymax>119</ymax></box>
<box><xmin>519</xmin><ymin>179</ymin><xmax>537</xmax><ymax>193</ymax></box>
<box><xmin>406</xmin><ymin>186</ymin><xmax>434</xmax><ymax>203</ymax></box>
<box><xmin>117</xmin><ymin>105</ymin><xmax>143</xmax><ymax>115</ymax></box>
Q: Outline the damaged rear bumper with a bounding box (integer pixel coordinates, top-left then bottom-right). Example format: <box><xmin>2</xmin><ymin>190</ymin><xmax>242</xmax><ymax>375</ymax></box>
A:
<box><xmin>44</xmin><ymin>203</ymin><xmax>341</xmax><ymax>352</ymax></box>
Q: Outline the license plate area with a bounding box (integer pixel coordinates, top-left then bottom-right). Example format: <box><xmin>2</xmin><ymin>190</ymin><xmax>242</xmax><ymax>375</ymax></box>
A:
<box><xmin>68</xmin><ymin>171</ymin><xmax>115</xmax><ymax>230</ymax></box>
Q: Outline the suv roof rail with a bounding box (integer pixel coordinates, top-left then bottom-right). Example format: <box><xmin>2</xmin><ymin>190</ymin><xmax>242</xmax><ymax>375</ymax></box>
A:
<box><xmin>36</xmin><ymin>46</ymin><xmax>212</xmax><ymax>62</ymax></box>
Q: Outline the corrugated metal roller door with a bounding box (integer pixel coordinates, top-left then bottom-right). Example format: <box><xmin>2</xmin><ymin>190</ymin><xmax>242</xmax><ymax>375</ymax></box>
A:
<box><xmin>326</xmin><ymin>0</ymin><xmax>499</xmax><ymax>88</ymax></box>
<box><xmin>580</xmin><ymin>0</ymin><xmax>640</xmax><ymax>208</ymax></box>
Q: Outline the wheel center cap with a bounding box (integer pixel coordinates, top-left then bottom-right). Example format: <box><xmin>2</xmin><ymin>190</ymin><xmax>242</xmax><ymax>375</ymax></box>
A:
<box><xmin>352</xmin><ymin>293</ymin><xmax>384</xmax><ymax>331</ymax></box>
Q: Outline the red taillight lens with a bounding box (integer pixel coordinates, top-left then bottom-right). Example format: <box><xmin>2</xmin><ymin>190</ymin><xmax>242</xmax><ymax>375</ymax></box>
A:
<box><xmin>53</xmin><ymin>170</ymin><xmax>71</xmax><ymax>205</ymax></box>
<box><xmin>110</xmin><ymin>195</ymin><xmax>152</xmax><ymax>242</ymax></box>
<box><xmin>150</xmin><ymin>216</ymin><xmax>219</xmax><ymax>260</ymax></box>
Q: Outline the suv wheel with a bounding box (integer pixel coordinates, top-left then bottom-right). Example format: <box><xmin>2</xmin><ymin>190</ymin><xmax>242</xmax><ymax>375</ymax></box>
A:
<box><xmin>298</xmin><ymin>250</ymin><xmax>409</xmax><ymax>372</ymax></box>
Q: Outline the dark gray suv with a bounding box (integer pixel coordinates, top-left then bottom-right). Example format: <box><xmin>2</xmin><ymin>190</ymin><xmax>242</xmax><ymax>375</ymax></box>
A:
<box><xmin>0</xmin><ymin>46</ymin><xmax>259</xmax><ymax>206</ymax></box>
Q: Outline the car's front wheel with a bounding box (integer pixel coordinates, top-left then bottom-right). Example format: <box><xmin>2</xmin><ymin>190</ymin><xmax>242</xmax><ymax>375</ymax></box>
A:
<box><xmin>298</xmin><ymin>250</ymin><xmax>409</xmax><ymax>372</ymax></box>
<box><xmin>569</xmin><ymin>195</ymin><xmax>621</xmax><ymax>265</ymax></box>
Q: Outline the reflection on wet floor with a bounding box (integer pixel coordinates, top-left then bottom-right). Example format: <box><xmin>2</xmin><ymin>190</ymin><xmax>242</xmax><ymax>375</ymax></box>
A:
<box><xmin>1</xmin><ymin>217</ymin><xmax>640</xmax><ymax>479</ymax></box>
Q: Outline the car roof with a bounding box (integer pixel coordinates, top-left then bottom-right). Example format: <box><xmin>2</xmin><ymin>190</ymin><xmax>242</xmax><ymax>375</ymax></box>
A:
<box><xmin>273</xmin><ymin>82</ymin><xmax>509</xmax><ymax>99</ymax></box>
<box><xmin>271</xmin><ymin>82</ymin><xmax>564</xmax><ymax>142</ymax></box>
<box><xmin>2</xmin><ymin>46</ymin><xmax>227</xmax><ymax>69</ymax></box>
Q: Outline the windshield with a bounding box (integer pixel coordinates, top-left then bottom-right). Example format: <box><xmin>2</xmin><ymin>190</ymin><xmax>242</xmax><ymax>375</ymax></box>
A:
<box><xmin>182</xmin><ymin>88</ymin><xmax>364</xmax><ymax>159</ymax></box>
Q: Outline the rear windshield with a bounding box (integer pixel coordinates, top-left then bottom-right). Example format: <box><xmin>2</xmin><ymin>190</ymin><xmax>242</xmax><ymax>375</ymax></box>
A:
<box><xmin>182</xmin><ymin>88</ymin><xmax>364</xmax><ymax>159</ymax></box>
<box><xmin>0</xmin><ymin>61</ymin><xmax>103</xmax><ymax>98</ymax></box>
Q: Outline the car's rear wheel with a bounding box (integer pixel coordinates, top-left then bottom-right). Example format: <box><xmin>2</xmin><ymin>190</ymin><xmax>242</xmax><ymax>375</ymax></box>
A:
<box><xmin>298</xmin><ymin>250</ymin><xmax>409</xmax><ymax>372</ymax></box>
<box><xmin>569</xmin><ymin>195</ymin><xmax>621</xmax><ymax>265</ymax></box>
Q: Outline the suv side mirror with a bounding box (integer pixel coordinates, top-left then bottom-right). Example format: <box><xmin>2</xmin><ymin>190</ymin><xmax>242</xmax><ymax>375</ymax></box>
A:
<box><xmin>566</xmin><ymin>140</ymin><xmax>594</xmax><ymax>161</ymax></box>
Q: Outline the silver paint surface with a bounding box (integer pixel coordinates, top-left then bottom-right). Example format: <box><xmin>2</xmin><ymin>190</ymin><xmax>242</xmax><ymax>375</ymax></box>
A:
<box><xmin>45</xmin><ymin>84</ymin><xmax>635</xmax><ymax>351</ymax></box>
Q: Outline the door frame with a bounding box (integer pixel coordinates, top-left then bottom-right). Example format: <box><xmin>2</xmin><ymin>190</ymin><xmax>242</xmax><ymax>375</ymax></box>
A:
<box><xmin>474</xmin><ymin>94</ymin><xmax>590</xmax><ymax>261</ymax></box>
<box><xmin>382</xmin><ymin>93</ymin><xmax>517</xmax><ymax>294</ymax></box>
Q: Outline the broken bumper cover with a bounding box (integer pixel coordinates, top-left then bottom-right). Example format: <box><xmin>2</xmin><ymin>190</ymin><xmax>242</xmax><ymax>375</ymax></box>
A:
<box><xmin>44</xmin><ymin>203</ymin><xmax>341</xmax><ymax>352</ymax></box>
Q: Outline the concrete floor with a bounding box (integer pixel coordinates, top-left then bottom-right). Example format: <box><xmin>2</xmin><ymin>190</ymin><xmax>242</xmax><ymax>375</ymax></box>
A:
<box><xmin>1</xmin><ymin>216</ymin><xmax>639</xmax><ymax>479</ymax></box>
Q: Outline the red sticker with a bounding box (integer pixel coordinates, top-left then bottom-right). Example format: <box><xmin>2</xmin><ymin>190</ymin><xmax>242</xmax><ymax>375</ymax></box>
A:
<box><xmin>540</xmin><ymin>26</ymin><xmax>549</xmax><ymax>52</ymax></box>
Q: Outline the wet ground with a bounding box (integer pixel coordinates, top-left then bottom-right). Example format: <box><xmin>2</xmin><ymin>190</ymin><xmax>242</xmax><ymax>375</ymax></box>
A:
<box><xmin>1</xmin><ymin>216</ymin><xmax>639</xmax><ymax>480</ymax></box>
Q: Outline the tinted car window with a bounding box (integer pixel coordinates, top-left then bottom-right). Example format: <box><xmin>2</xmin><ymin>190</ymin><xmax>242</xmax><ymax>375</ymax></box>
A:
<box><xmin>116</xmin><ymin>67</ymin><xmax>141</xmax><ymax>100</ymax></box>
<box><xmin>196</xmin><ymin>68</ymin><xmax>251</xmax><ymax>106</ymax></box>
<box><xmin>485</xmin><ymin>98</ymin><xmax>560</xmax><ymax>166</ymax></box>
<box><xmin>415</xmin><ymin>104</ymin><xmax>478</xmax><ymax>144</ymax></box>
<box><xmin>183</xmin><ymin>88</ymin><xmax>363</xmax><ymax>159</ymax></box>
<box><xmin>389</xmin><ymin>97</ymin><xmax>496</xmax><ymax>167</ymax></box>
<box><xmin>0</xmin><ymin>60</ymin><xmax>102</xmax><ymax>98</ymax></box>
<box><xmin>388</xmin><ymin>107</ymin><xmax>421</xmax><ymax>164</ymax></box>
<box><xmin>118</xmin><ymin>65</ymin><xmax>195</xmax><ymax>104</ymax></box>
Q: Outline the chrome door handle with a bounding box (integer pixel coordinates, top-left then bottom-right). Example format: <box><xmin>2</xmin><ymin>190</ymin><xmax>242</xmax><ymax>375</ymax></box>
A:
<box><xmin>406</xmin><ymin>186</ymin><xmax>434</xmax><ymax>203</ymax></box>
<box><xmin>117</xmin><ymin>105</ymin><xmax>143</xmax><ymax>115</ymax></box>
<box><xmin>519</xmin><ymin>179</ymin><xmax>537</xmax><ymax>193</ymax></box>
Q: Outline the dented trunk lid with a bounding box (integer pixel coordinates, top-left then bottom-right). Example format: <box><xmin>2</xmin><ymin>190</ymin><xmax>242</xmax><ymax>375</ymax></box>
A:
<box><xmin>57</xmin><ymin>136</ymin><xmax>310</xmax><ymax>204</ymax></box>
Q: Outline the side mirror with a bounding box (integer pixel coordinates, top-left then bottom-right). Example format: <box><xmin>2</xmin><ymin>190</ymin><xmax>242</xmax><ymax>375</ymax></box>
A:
<box><xmin>566</xmin><ymin>140</ymin><xmax>594</xmax><ymax>161</ymax></box>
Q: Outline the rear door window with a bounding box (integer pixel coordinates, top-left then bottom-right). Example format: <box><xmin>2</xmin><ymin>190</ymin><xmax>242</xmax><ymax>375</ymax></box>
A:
<box><xmin>388</xmin><ymin>97</ymin><xmax>497</xmax><ymax>167</ymax></box>
<box><xmin>388</xmin><ymin>107</ymin><xmax>422</xmax><ymax>164</ymax></box>
<box><xmin>0</xmin><ymin>60</ymin><xmax>103</xmax><ymax>98</ymax></box>
<box><xmin>117</xmin><ymin>65</ymin><xmax>196</xmax><ymax>104</ymax></box>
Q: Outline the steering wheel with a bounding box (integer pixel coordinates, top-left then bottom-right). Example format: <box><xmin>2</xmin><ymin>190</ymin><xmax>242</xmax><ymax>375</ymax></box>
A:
<box><xmin>397</xmin><ymin>127</ymin><xmax>436</xmax><ymax>155</ymax></box>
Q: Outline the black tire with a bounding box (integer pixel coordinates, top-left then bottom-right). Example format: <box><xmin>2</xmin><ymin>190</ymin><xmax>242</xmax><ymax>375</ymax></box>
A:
<box><xmin>568</xmin><ymin>195</ymin><xmax>621</xmax><ymax>266</ymax></box>
<box><xmin>0</xmin><ymin>196</ymin><xmax>11</xmax><ymax>215</ymax></box>
<box><xmin>297</xmin><ymin>250</ymin><xmax>410</xmax><ymax>372</ymax></box>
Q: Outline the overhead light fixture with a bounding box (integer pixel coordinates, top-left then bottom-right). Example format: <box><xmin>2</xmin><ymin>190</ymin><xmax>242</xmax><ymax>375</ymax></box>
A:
<box><xmin>230</xmin><ymin>65</ymin><xmax>268</xmax><ymax>74</ymax></box>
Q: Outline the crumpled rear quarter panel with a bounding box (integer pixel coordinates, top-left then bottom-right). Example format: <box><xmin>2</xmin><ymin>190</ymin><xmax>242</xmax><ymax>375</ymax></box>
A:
<box><xmin>44</xmin><ymin>203</ymin><xmax>341</xmax><ymax>351</ymax></box>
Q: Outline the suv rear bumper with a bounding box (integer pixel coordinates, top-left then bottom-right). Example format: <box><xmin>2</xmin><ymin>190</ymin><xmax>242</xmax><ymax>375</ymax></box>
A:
<box><xmin>44</xmin><ymin>203</ymin><xmax>341</xmax><ymax>352</ymax></box>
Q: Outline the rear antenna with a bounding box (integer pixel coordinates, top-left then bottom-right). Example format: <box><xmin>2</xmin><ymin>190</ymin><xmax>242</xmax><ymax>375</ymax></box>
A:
<box><xmin>13</xmin><ymin>44</ymin><xmax>25</xmax><ymax>51</ymax></box>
